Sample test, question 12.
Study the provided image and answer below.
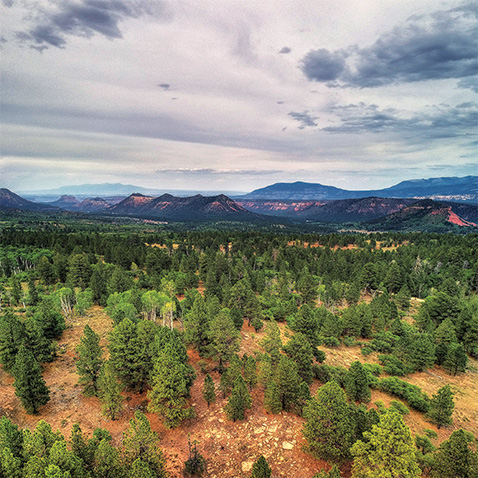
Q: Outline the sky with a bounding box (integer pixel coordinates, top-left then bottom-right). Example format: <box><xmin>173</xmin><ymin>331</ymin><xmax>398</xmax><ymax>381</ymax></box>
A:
<box><xmin>1</xmin><ymin>0</ymin><xmax>477</xmax><ymax>193</ymax></box>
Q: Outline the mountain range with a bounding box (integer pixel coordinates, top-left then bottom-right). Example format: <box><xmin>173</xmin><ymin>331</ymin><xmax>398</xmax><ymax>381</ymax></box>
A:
<box><xmin>242</xmin><ymin>176</ymin><xmax>478</xmax><ymax>202</ymax></box>
<box><xmin>1</xmin><ymin>175</ymin><xmax>478</xmax><ymax>231</ymax></box>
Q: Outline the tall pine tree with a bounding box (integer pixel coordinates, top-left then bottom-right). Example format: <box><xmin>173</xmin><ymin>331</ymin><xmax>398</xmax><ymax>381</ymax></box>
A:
<box><xmin>12</xmin><ymin>345</ymin><xmax>50</xmax><ymax>414</ymax></box>
<box><xmin>76</xmin><ymin>325</ymin><xmax>103</xmax><ymax>396</ymax></box>
<box><xmin>426</xmin><ymin>384</ymin><xmax>454</xmax><ymax>428</ymax></box>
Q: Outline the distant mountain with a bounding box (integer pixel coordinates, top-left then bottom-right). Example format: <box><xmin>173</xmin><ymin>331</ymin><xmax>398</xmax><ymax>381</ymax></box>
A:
<box><xmin>298</xmin><ymin>197</ymin><xmax>416</xmax><ymax>222</ymax></box>
<box><xmin>0</xmin><ymin>188</ymin><xmax>58</xmax><ymax>212</ymax></box>
<box><xmin>368</xmin><ymin>199</ymin><xmax>478</xmax><ymax>232</ymax></box>
<box><xmin>23</xmin><ymin>183</ymin><xmax>162</xmax><ymax>197</ymax></box>
<box><xmin>75</xmin><ymin>197</ymin><xmax>110</xmax><ymax>213</ymax></box>
<box><xmin>109</xmin><ymin>193</ymin><xmax>255</xmax><ymax>220</ymax></box>
<box><xmin>380</xmin><ymin>176</ymin><xmax>478</xmax><ymax>198</ymax></box>
<box><xmin>236</xmin><ymin>199</ymin><xmax>328</xmax><ymax>216</ymax></box>
<box><xmin>49</xmin><ymin>195</ymin><xmax>80</xmax><ymax>210</ymax></box>
<box><xmin>243</xmin><ymin>176</ymin><xmax>478</xmax><ymax>202</ymax></box>
<box><xmin>242</xmin><ymin>181</ymin><xmax>354</xmax><ymax>200</ymax></box>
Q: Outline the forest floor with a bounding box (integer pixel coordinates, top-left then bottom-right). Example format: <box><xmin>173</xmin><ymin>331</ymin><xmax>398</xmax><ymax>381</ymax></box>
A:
<box><xmin>1</xmin><ymin>305</ymin><xmax>477</xmax><ymax>477</ymax></box>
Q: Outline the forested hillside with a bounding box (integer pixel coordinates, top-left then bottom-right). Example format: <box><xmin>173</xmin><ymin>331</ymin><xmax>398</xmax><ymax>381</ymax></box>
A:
<box><xmin>0</xmin><ymin>224</ymin><xmax>477</xmax><ymax>477</ymax></box>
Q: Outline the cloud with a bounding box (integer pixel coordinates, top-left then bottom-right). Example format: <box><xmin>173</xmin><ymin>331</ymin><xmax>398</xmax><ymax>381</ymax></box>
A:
<box><xmin>158</xmin><ymin>83</ymin><xmax>170</xmax><ymax>90</ymax></box>
<box><xmin>457</xmin><ymin>76</ymin><xmax>478</xmax><ymax>93</ymax></box>
<box><xmin>288</xmin><ymin>111</ymin><xmax>318</xmax><ymax>129</ymax></box>
<box><xmin>2</xmin><ymin>0</ymin><xmax>13</xmax><ymax>7</ymax></box>
<box><xmin>156</xmin><ymin>168</ymin><xmax>281</xmax><ymax>176</ymax></box>
<box><xmin>278</xmin><ymin>46</ymin><xmax>291</xmax><ymax>54</ymax></box>
<box><xmin>323</xmin><ymin>101</ymin><xmax>478</xmax><ymax>138</ymax></box>
<box><xmin>301</xmin><ymin>49</ymin><xmax>346</xmax><ymax>82</ymax></box>
<box><xmin>15</xmin><ymin>0</ymin><xmax>166</xmax><ymax>50</ymax></box>
<box><xmin>301</xmin><ymin>3</ymin><xmax>478</xmax><ymax>87</ymax></box>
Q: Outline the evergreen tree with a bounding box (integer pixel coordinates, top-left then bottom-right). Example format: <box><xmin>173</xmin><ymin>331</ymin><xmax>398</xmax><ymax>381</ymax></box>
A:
<box><xmin>283</xmin><ymin>332</ymin><xmax>314</xmax><ymax>385</ymax></box>
<box><xmin>76</xmin><ymin>325</ymin><xmax>103</xmax><ymax>396</ymax></box>
<box><xmin>48</xmin><ymin>439</ymin><xmax>85</xmax><ymax>477</ymax></box>
<box><xmin>68</xmin><ymin>254</ymin><xmax>92</xmax><ymax>290</ymax></box>
<box><xmin>443</xmin><ymin>342</ymin><xmax>468</xmax><ymax>375</ymax></box>
<box><xmin>276</xmin><ymin>355</ymin><xmax>301</xmax><ymax>411</ymax></box>
<box><xmin>224</xmin><ymin>376</ymin><xmax>252</xmax><ymax>422</ymax></box>
<box><xmin>406</xmin><ymin>333</ymin><xmax>436</xmax><ymax>372</ymax></box>
<box><xmin>38</xmin><ymin>256</ymin><xmax>55</xmax><ymax>286</ymax></box>
<box><xmin>202</xmin><ymin>374</ymin><xmax>216</xmax><ymax>407</ymax></box>
<box><xmin>303</xmin><ymin>380</ymin><xmax>355</xmax><ymax>462</ymax></box>
<box><xmin>10</xmin><ymin>275</ymin><xmax>22</xmax><ymax>305</ymax></box>
<box><xmin>1</xmin><ymin>447</ymin><xmax>23</xmax><ymax>478</ymax></box>
<box><xmin>89</xmin><ymin>261</ymin><xmax>108</xmax><ymax>306</ymax></box>
<box><xmin>94</xmin><ymin>438</ymin><xmax>123</xmax><ymax>478</ymax></box>
<box><xmin>97</xmin><ymin>361</ymin><xmax>124</xmax><ymax>420</ymax></box>
<box><xmin>432</xmin><ymin>429</ymin><xmax>478</xmax><ymax>478</ymax></box>
<box><xmin>184</xmin><ymin>295</ymin><xmax>210</xmax><ymax>356</ymax></box>
<box><xmin>184</xmin><ymin>436</ymin><xmax>206</xmax><ymax>477</ymax></box>
<box><xmin>148</xmin><ymin>343</ymin><xmax>195</xmax><ymax>428</ymax></box>
<box><xmin>26</xmin><ymin>277</ymin><xmax>39</xmax><ymax>306</ymax></box>
<box><xmin>208</xmin><ymin>309</ymin><xmax>239</xmax><ymax>371</ymax></box>
<box><xmin>0</xmin><ymin>417</ymin><xmax>23</xmax><ymax>460</ymax></box>
<box><xmin>313</xmin><ymin>465</ymin><xmax>342</xmax><ymax>478</ymax></box>
<box><xmin>260</xmin><ymin>321</ymin><xmax>282</xmax><ymax>364</ymax></box>
<box><xmin>250</xmin><ymin>455</ymin><xmax>272</xmax><ymax>478</ymax></box>
<box><xmin>243</xmin><ymin>355</ymin><xmax>258</xmax><ymax>390</ymax></box>
<box><xmin>122</xmin><ymin>411</ymin><xmax>167</xmax><ymax>477</ymax></box>
<box><xmin>34</xmin><ymin>297</ymin><xmax>65</xmax><ymax>340</ymax></box>
<box><xmin>351</xmin><ymin>411</ymin><xmax>420</xmax><ymax>478</ymax></box>
<box><xmin>108</xmin><ymin>318</ymin><xmax>142</xmax><ymax>390</ymax></box>
<box><xmin>426</xmin><ymin>384</ymin><xmax>454</xmax><ymax>428</ymax></box>
<box><xmin>25</xmin><ymin>317</ymin><xmax>54</xmax><ymax>364</ymax></box>
<box><xmin>263</xmin><ymin>379</ymin><xmax>282</xmax><ymax>414</ymax></box>
<box><xmin>12</xmin><ymin>345</ymin><xmax>50</xmax><ymax>414</ymax></box>
<box><xmin>0</xmin><ymin>311</ymin><xmax>27</xmax><ymax>372</ymax></box>
<box><xmin>345</xmin><ymin>361</ymin><xmax>371</xmax><ymax>403</ymax></box>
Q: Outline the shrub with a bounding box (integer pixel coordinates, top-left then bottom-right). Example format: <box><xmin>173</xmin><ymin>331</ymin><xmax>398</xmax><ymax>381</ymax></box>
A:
<box><xmin>378</xmin><ymin>354</ymin><xmax>410</xmax><ymax>376</ymax></box>
<box><xmin>361</xmin><ymin>347</ymin><xmax>373</xmax><ymax>356</ymax></box>
<box><xmin>377</xmin><ymin>377</ymin><xmax>430</xmax><ymax>413</ymax></box>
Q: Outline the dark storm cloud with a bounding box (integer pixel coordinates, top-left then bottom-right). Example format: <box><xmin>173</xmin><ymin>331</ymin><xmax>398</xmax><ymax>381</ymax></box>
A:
<box><xmin>15</xmin><ymin>0</ymin><xmax>165</xmax><ymax>49</ymax></box>
<box><xmin>279</xmin><ymin>46</ymin><xmax>291</xmax><ymax>54</ymax></box>
<box><xmin>288</xmin><ymin>111</ymin><xmax>318</xmax><ymax>129</ymax></box>
<box><xmin>158</xmin><ymin>83</ymin><xmax>170</xmax><ymax>90</ymax></box>
<box><xmin>323</xmin><ymin>102</ymin><xmax>478</xmax><ymax>137</ymax></box>
<box><xmin>302</xmin><ymin>3</ymin><xmax>478</xmax><ymax>87</ymax></box>
<box><xmin>301</xmin><ymin>49</ymin><xmax>346</xmax><ymax>82</ymax></box>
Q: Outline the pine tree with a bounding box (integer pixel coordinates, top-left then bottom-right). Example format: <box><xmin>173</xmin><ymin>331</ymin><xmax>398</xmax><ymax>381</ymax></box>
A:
<box><xmin>250</xmin><ymin>455</ymin><xmax>272</xmax><ymax>478</ymax></box>
<box><xmin>283</xmin><ymin>332</ymin><xmax>314</xmax><ymax>385</ymax></box>
<box><xmin>276</xmin><ymin>355</ymin><xmax>301</xmax><ymax>411</ymax></box>
<box><xmin>406</xmin><ymin>333</ymin><xmax>436</xmax><ymax>372</ymax></box>
<box><xmin>34</xmin><ymin>297</ymin><xmax>65</xmax><ymax>340</ymax></box>
<box><xmin>244</xmin><ymin>355</ymin><xmax>257</xmax><ymax>390</ymax></box>
<box><xmin>76</xmin><ymin>325</ymin><xmax>103</xmax><ymax>396</ymax></box>
<box><xmin>184</xmin><ymin>295</ymin><xmax>210</xmax><ymax>356</ymax></box>
<box><xmin>263</xmin><ymin>379</ymin><xmax>282</xmax><ymax>414</ymax></box>
<box><xmin>0</xmin><ymin>417</ymin><xmax>24</xmax><ymax>460</ymax></box>
<box><xmin>426</xmin><ymin>384</ymin><xmax>454</xmax><ymax>428</ymax></box>
<box><xmin>27</xmin><ymin>277</ymin><xmax>39</xmax><ymax>306</ymax></box>
<box><xmin>10</xmin><ymin>275</ymin><xmax>22</xmax><ymax>305</ymax></box>
<box><xmin>260</xmin><ymin>322</ymin><xmax>282</xmax><ymax>364</ymax></box>
<box><xmin>432</xmin><ymin>429</ymin><xmax>478</xmax><ymax>478</ymax></box>
<box><xmin>202</xmin><ymin>374</ymin><xmax>216</xmax><ymax>407</ymax></box>
<box><xmin>224</xmin><ymin>376</ymin><xmax>252</xmax><ymax>422</ymax></box>
<box><xmin>94</xmin><ymin>438</ymin><xmax>123</xmax><ymax>478</ymax></box>
<box><xmin>122</xmin><ymin>411</ymin><xmax>167</xmax><ymax>477</ymax></box>
<box><xmin>1</xmin><ymin>447</ymin><xmax>23</xmax><ymax>478</ymax></box>
<box><xmin>12</xmin><ymin>345</ymin><xmax>50</xmax><ymax>414</ymax></box>
<box><xmin>443</xmin><ymin>343</ymin><xmax>468</xmax><ymax>375</ymax></box>
<box><xmin>351</xmin><ymin>411</ymin><xmax>421</xmax><ymax>478</ymax></box>
<box><xmin>345</xmin><ymin>361</ymin><xmax>371</xmax><ymax>403</ymax></box>
<box><xmin>148</xmin><ymin>344</ymin><xmax>195</xmax><ymax>428</ymax></box>
<box><xmin>0</xmin><ymin>311</ymin><xmax>27</xmax><ymax>372</ymax></box>
<box><xmin>97</xmin><ymin>361</ymin><xmax>124</xmax><ymax>420</ymax></box>
<box><xmin>108</xmin><ymin>318</ymin><xmax>142</xmax><ymax>390</ymax></box>
<box><xmin>208</xmin><ymin>309</ymin><xmax>239</xmax><ymax>371</ymax></box>
<box><xmin>303</xmin><ymin>380</ymin><xmax>355</xmax><ymax>462</ymax></box>
<box><xmin>313</xmin><ymin>465</ymin><xmax>342</xmax><ymax>478</ymax></box>
<box><xmin>37</xmin><ymin>256</ymin><xmax>55</xmax><ymax>286</ymax></box>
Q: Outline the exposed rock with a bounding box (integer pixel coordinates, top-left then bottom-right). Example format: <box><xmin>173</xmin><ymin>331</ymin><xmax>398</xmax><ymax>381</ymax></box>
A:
<box><xmin>242</xmin><ymin>461</ymin><xmax>254</xmax><ymax>472</ymax></box>
<box><xmin>282</xmin><ymin>441</ymin><xmax>294</xmax><ymax>450</ymax></box>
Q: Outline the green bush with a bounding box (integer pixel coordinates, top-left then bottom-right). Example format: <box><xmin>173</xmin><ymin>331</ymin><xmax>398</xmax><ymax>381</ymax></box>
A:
<box><xmin>361</xmin><ymin>346</ymin><xmax>373</xmax><ymax>356</ymax></box>
<box><xmin>377</xmin><ymin>377</ymin><xmax>430</xmax><ymax>413</ymax></box>
<box><xmin>378</xmin><ymin>354</ymin><xmax>410</xmax><ymax>376</ymax></box>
